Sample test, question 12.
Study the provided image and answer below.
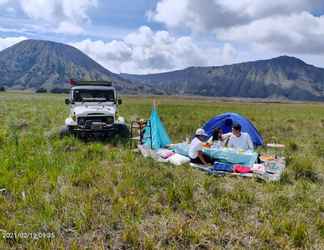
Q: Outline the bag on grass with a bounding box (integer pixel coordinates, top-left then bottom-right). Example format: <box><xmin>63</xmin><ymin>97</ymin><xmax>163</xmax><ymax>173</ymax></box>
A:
<box><xmin>168</xmin><ymin>153</ymin><xmax>190</xmax><ymax>166</ymax></box>
<box><xmin>212</xmin><ymin>162</ymin><xmax>234</xmax><ymax>172</ymax></box>
<box><xmin>156</xmin><ymin>149</ymin><xmax>175</xmax><ymax>159</ymax></box>
<box><xmin>251</xmin><ymin>164</ymin><xmax>266</xmax><ymax>174</ymax></box>
<box><xmin>234</xmin><ymin>165</ymin><xmax>253</xmax><ymax>173</ymax></box>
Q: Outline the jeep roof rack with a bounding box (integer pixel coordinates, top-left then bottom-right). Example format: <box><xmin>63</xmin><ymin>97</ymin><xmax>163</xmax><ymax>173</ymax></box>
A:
<box><xmin>69</xmin><ymin>79</ymin><xmax>113</xmax><ymax>86</ymax></box>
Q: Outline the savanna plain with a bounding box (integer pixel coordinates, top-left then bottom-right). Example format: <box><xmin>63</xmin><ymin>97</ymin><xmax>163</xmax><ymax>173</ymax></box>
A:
<box><xmin>0</xmin><ymin>92</ymin><xmax>323</xmax><ymax>249</ymax></box>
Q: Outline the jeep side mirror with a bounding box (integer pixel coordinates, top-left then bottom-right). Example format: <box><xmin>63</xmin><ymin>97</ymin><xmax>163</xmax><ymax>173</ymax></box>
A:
<box><xmin>118</xmin><ymin>98</ymin><xmax>122</xmax><ymax>105</ymax></box>
<box><xmin>65</xmin><ymin>98</ymin><xmax>70</xmax><ymax>105</ymax></box>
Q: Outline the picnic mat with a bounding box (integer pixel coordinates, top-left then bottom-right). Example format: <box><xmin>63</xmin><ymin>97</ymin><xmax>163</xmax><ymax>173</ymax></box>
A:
<box><xmin>142</xmin><ymin>143</ymin><xmax>286</xmax><ymax>182</ymax></box>
<box><xmin>203</xmin><ymin>147</ymin><xmax>258</xmax><ymax>166</ymax></box>
<box><xmin>170</xmin><ymin>143</ymin><xmax>258</xmax><ymax>166</ymax></box>
<box><xmin>190</xmin><ymin>157</ymin><xmax>286</xmax><ymax>182</ymax></box>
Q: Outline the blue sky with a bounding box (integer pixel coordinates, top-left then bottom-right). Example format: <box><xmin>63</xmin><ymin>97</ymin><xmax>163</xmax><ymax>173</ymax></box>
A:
<box><xmin>0</xmin><ymin>0</ymin><xmax>324</xmax><ymax>74</ymax></box>
<box><xmin>0</xmin><ymin>0</ymin><xmax>161</xmax><ymax>41</ymax></box>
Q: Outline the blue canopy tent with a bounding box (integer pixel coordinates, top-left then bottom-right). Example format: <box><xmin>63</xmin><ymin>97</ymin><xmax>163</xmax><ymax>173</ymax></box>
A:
<box><xmin>203</xmin><ymin>112</ymin><xmax>264</xmax><ymax>147</ymax></box>
<box><xmin>143</xmin><ymin>106</ymin><xmax>172</xmax><ymax>149</ymax></box>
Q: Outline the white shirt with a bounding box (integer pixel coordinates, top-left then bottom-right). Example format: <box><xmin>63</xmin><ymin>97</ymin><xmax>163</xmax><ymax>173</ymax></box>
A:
<box><xmin>228</xmin><ymin>132</ymin><xmax>254</xmax><ymax>151</ymax></box>
<box><xmin>189</xmin><ymin>137</ymin><xmax>203</xmax><ymax>159</ymax></box>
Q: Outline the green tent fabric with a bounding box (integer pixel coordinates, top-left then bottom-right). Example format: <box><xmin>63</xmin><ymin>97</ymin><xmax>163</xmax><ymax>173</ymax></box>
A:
<box><xmin>143</xmin><ymin>107</ymin><xmax>171</xmax><ymax>149</ymax></box>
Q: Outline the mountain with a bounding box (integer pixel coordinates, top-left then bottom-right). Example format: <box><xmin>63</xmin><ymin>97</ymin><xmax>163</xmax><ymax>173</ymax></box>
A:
<box><xmin>122</xmin><ymin>56</ymin><xmax>324</xmax><ymax>101</ymax></box>
<box><xmin>1</xmin><ymin>39</ymin><xmax>323</xmax><ymax>101</ymax></box>
<box><xmin>0</xmin><ymin>39</ymin><xmax>143</xmax><ymax>93</ymax></box>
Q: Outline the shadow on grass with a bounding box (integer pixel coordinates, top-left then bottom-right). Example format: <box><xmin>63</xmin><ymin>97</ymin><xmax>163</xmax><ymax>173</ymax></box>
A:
<box><xmin>48</xmin><ymin>126</ymin><xmax>132</xmax><ymax>148</ymax></box>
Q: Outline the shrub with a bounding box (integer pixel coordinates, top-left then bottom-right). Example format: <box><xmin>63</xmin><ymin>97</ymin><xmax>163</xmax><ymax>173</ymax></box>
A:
<box><xmin>313</xmin><ymin>144</ymin><xmax>324</xmax><ymax>158</ymax></box>
<box><xmin>288</xmin><ymin>140</ymin><xmax>298</xmax><ymax>151</ymax></box>
<box><xmin>35</xmin><ymin>88</ymin><xmax>47</xmax><ymax>93</ymax></box>
<box><xmin>122</xmin><ymin>224</ymin><xmax>141</xmax><ymax>248</ymax></box>
<box><xmin>290</xmin><ymin>156</ymin><xmax>319</xmax><ymax>182</ymax></box>
<box><xmin>50</xmin><ymin>88</ymin><xmax>69</xmax><ymax>94</ymax></box>
<box><xmin>0</xmin><ymin>86</ymin><xmax>5</xmax><ymax>92</ymax></box>
<box><xmin>166</xmin><ymin>183</ymin><xmax>182</xmax><ymax>210</ymax></box>
<box><xmin>291</xmin><ymin>223</ymin><xmax>309</xmax><ymax>248</ymax></box>
<box><xmin>316</xmin><ymin>216</ymin><xmax>324</xmax><ymax>238</ymax></box>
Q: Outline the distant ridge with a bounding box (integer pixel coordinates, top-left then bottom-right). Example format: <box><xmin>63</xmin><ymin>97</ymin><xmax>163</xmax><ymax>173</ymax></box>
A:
<box><xmin>121</xmin><ymin>55</ymin><xmax>324</xmax><ymax>101</ymax></box>
<box><xmin>0</xmin><ymin>39</ymin><xmax>323</xmax><ymax>100</ymax></box>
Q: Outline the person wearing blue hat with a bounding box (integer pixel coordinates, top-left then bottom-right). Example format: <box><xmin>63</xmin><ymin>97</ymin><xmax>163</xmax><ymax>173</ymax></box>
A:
<box><xmin>189</xmin><ymin>128</ymin><xmax>213</xmax><ymax>165</ymax></box>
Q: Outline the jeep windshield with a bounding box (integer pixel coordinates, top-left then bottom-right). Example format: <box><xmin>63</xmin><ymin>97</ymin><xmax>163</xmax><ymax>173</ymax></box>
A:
<box><xmin>73</xmin><ymin>89</ymin><xmax>115</xmax><ymax>102</ymax></box>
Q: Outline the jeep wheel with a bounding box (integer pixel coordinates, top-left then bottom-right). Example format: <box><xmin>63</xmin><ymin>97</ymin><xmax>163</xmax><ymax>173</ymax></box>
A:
<box><xmin>59</xmin><ymin>126</ymin><xmax>72</xmax><ymax>138</ymax></box>
<box><xmin>115</xmin><ymin>124</ymin><xmax>130</xmax><ymax>139</ymax></box>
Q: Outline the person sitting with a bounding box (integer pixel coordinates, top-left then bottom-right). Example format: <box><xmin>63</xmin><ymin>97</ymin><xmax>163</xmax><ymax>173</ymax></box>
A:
<box><xmin>228</xmin><ymin>123</ymin><xmax>254</xmax><ymax>151</ymax></box>
<box><xmin>207</xmin><ymin>128</ymin><xmax>231</xmax><ymax>148</ymax></box>
<box><xmin>189</xmin><ymin>128</ymin><xmax>214</xmax><ymax>165</ymax></box>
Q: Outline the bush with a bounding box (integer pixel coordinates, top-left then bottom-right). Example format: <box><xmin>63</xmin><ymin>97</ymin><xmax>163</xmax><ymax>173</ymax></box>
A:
<box><xmin>35</xmin><ymin>88</ymin><xmax>47</xmax><ymax>93</ymax></box>
<box><xmin>291</xmin><ymin>223</ymin><xmax>309</xmax><ymax>248</ymax></box>
<box><xmin>50</xmin><ymin>88</ymin><xmax>69</xmax><ymax>94</ymax></box>
<box><xmin>0</xmin><ymin>86</ymin><xmax>5</xmax><ymax>92</ymax></box>
<box><xmin>291</xmin><ymin>156</ymin><xmax>319</xmax><ymax>182</ymax></box>
<box><xmin>288</xmin><ymin>140</ymin><xmax>298</xmax><ymax>151</ymax></box>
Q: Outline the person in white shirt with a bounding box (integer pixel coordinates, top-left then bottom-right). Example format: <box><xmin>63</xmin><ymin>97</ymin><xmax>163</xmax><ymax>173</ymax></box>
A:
<box><xmin>189</xmin><ymin>128</ymin><xmax>213</xmax><ymax>165</ymax></box>
<box><xmin>228</xmin><ymin>124</ymin><xmax>254</xmax><ymax>151</ymax></box>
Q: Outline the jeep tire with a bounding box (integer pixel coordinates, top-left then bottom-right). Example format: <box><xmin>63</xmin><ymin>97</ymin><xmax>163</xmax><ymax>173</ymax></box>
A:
<box><xmin>115</xmin><ymin>124</ymin><xmax>130</xmax><ymax>139</ymax></box>
<box><xmin>59</xmin><ymin>126</ymin><xmax>72</xmax><ymax>138</ymax></box>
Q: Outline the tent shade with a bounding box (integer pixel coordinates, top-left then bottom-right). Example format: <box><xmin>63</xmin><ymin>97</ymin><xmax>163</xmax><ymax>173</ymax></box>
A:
<box><xmin>203</xmin><ymin>112</ymin><xmax>264</xmax><ymax>147</ymax></box>
<box><xmin>143</xmin><ymin>108</ymin><xmax>172</xmax><ymax>149</ymax></box>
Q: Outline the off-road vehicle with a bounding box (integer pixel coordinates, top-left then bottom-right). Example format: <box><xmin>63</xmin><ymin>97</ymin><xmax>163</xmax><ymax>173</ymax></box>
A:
<box><xmin>61</xmin><ymin>80</ymin><xmax>129</xmax><ymax>139</ymax></box>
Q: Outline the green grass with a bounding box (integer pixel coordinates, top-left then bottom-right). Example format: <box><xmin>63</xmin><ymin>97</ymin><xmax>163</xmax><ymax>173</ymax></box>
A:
<box><xmin>0</xmin><ymin>92</ymin><xmax>323</xmax><ymax>249</ymax></box>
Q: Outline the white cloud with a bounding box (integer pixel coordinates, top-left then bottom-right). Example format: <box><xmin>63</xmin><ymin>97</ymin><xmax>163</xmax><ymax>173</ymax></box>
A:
<box><xmin>18</xmin><ymin>0</ymin><xmax>98</xmax><ymax>34</ymax></box>
<box><xmin>151</xmin><ymin>0</ymin><xmax>324</xmax><ymax>57</ymax></box>
<box><xmin>151</xmin><ymin>0</ymin><xmax>324</xmax><ymax>31</ymax></box>
<box><xmin>20</xmin><ymin>0</ymin><xmax>55</xmax><ymax>22</ymax></box>
<box><xmin>5</xmin><ymin>7</ymin><xmax>17</xmax><ymax>16</ymax></box>
<box><xmin>218</xmin><ymin>12</ymin><xmax>324</xmax><ymax>55</ymax></box>
<box><xmin>0</xmin><ymin>0</ymin><xmax>9</xmax><ymax>5</ymax></box>
<box><xmin>0</xmin><ymin>36</ymin><xmax>27</xmax><ymax>51</ymax></box>
<box><xmin>150</xmin><ymin>0</ymin><xmax>189</xmax><ymax>28</ymax></box>
<box><xmin>223</xmin><ymin>0</ymin><xmax>321</xmax><ymax>18</ymax></box>
<box><xmin>56</xmin><ymin>21</ymin><xmax>84</xmax><ymax>35</ymax></box>
<box><xmin>72</xmin><ymin>26</ymin><xmax>237</xmax><ymax>74</ymax></box>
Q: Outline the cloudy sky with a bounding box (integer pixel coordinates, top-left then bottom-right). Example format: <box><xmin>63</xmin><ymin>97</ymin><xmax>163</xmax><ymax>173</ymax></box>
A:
<box><xmin>0</xmin><ymin>0</ymin><xmax>324</xmax><ymax>74</ymax></box>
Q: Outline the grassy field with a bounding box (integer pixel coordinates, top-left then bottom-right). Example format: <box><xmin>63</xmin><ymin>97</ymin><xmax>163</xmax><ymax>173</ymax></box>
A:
<box><xmin>0</xmin><ymin>92</ymin><xmax>323</xmax><ymax>249</ymax></box>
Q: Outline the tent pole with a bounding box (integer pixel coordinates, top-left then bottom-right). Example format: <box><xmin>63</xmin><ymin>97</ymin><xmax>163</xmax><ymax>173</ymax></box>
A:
<box><xmin>150</xmin><ymin>121</ymin><xmax>153</xmax><ymax>149</ymax></box>
<box><xmin>151</xmin><ymin>99</ymin><xmax>156</xmax><ymax>149</ymax></box>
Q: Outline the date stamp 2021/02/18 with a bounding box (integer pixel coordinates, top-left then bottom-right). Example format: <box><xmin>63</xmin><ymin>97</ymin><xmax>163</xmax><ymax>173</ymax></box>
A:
<box><xmin>1</xmin><ymin>231</ymin><xmax>55</xmax><ymax>240</ymax></box>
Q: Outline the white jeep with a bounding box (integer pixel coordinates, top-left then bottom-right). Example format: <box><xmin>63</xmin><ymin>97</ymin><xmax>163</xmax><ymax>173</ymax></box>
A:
<box><xmin>61</xmin><ymin>81</ymin><xmax>129</xmax><ymax>139</ymax></box>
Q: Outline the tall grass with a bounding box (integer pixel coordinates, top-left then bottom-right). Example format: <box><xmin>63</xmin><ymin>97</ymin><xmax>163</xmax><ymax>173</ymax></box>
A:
<box><xmin>0</xmin><ymin>92</ymin><xmax>323</xmax><ymax>249</ymax></box>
